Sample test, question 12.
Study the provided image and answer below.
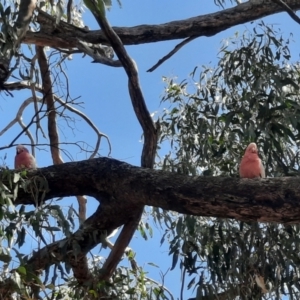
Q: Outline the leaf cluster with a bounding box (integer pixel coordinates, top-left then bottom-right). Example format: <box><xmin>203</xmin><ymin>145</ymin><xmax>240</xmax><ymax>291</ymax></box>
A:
<box><xmin>158</xmin><ymin>22</ymin><xmax>300</xmax><ymax>178</ymax></box>
<box><xmin>155</xmin><ymin>22</ymin><xmax>300</xmax><ymax>299</ymax></box>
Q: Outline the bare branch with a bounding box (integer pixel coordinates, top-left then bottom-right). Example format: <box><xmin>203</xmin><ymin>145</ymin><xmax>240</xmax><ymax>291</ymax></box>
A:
<box><xmin>147</xmin><ymin>36</ymin><xmax>197</xmax><ymax>72</ymax></box>
<box><xmin>28</xmin><ymin>54</ymin><xmax>47</xmax><ymax>144</ymax></box>
<box><xmin>22</xmin><ymin>1</ymin><xmax>300</xmax><ymax>50</ymax></box>
<box><xmin>77</xmin><ymin>40</ymin><xmax>122</xmax><ymax>67</ymax></box>
<box><xmin>0</xmin><ymin>97</ymin><xmax>38</xmax><ymax>137</ymax></box>
<box><xmin>33</xmin><ymin>43</ymin><xmax>114</xmax><ymax>286</ymax></box>
<box><xmin>272</xmin><ymin>0</ymin><xmax>300</xmax><ymax>25</ymax></box>
<box><xmin>36</xmin><ymin>46</ymin><xmax>63</xmax><ymax>165</ymax></box>
<box><xmin>90</xmin><ymin>6</ymin><xmax>158</xmax><ymax>168</ymax></box>
<box><xmin>58</xmin><ymin>97</ymin><xmax>112</xmax><ymax>157</ymax></box>
<box><xmin>34</xmin><ymin>46</ymin><xmax>85</xmax><ymax>233</ymax></box>
<box><xmin>0</xmin><ymin>96</ymin><xmax>45</xmax><ymax>149</ymax></box>
<box><xmin>99</xmin><ymin>210</ymin><xmax>143</xmax><ymax>281</ymax></box>
<box><xmin>87</xmin><ymin>4</ymin><xmax>160</xmax><ymax>283</ymax></box>
<box><xmin>3</xmin><ymin>81</ymin><xmax>112</xmax><ymax>156</ymax></box>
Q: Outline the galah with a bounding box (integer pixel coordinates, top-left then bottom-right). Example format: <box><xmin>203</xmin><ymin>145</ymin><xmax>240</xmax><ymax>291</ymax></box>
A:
<box><xmin>239</xmin><ymin>143</ymin><xmax>265</xmax><ymax>178</ymax></box>
<box><xmin>14</xmin><ymin>144</ymin><xmax>37</xmax><ymax>169</ymax></box>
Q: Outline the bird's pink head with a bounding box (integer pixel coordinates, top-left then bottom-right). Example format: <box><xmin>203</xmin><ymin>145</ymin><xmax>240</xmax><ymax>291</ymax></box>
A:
<box><xmin>245</xmin><ymin>142</ymin><xmax>258</xmax><ymax>154</ymax></box>
<box><xmin>16</xmin><ymin>144</ymin><xmax>29</xmax><ymax>154</ymax></box>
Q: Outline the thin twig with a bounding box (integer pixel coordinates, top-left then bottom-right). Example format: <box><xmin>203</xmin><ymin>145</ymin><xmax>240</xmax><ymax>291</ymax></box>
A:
<box><xmin>145</xmin><ymin>275</ymin><xmax>174</xmax><ymax>300</ymax></box>
<box><xmin>147</xmin><ymin>36</ymin><xmax>198</xmax><ymax>72</ymax></box>
<box><xmin>3</xmin><ymin>81</ymin><xmax>112</xmax><ymax>156</ymax></box>
<box><xmin>0</xmin><ymin>97</ymin><xmax>39</xmax><ymax>137</ymax></box>
<box><xmin>56</xmin><ymin>97</ymin><xmax>111</xmax><ymax>157</ymax></box>
<box><xmin>29</xmin><ymin>55</ymin><xmax>47</xmax><ymax>143</ymax></box>
<box><xmin>4</xmin><ymin>97</ymin><xmax>46</xmax><ymax>149</ymax></box>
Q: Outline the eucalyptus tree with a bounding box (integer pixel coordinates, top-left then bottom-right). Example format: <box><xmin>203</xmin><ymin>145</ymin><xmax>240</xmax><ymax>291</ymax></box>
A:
<box><xmin>0</xmin><ymin>0</ymin><xmax>300</xmax><ymax>299</ymax></box>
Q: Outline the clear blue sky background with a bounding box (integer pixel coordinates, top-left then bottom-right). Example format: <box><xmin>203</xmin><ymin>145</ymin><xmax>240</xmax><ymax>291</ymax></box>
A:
<box><xmin>1</xmin><ymin>1</ymin><xmax>300</xmax><ymax>298</ymax></box>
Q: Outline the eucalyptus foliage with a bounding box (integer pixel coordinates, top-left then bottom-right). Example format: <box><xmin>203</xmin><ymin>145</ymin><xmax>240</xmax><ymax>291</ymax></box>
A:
<box><xmin>156</xmin><ymin>22</ymin><xmax>300</xmax><ymax>299</ymax></box>
<box><xmin>159</xmin><ymin>22</ymin><xmax>300</xmax><ymax>178</ymax></box>
<box><xmin>0</xmin><ymin>0</ymin><xmax>299</xmax><ymax>298</ymax></box>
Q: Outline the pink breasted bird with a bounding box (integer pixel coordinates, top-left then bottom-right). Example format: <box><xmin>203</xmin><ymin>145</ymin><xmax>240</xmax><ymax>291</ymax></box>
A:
<box><xmin>239</xmin><ymin>143</ymin><xmax>265</xmax><ymax>178</ymax></box>
<box><xmin>14</xmin><ymin>145</ymin><xmax>37</xmax><ymax>169</ymax></box>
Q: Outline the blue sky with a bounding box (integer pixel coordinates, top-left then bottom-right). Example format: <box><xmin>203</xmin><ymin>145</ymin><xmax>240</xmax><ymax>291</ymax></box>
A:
<box><xmin>1</xmin><ymin>0</ymin><xmax>300</xmax><ymax>298</ymax></box>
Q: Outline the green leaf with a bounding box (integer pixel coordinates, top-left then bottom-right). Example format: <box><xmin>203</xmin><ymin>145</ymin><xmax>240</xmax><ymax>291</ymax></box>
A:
<box><xmin>17</xmin><ymin>266</ymin><xmax>27</xmax><ymax>275</ymax></box>
<box><xmin>170</xmin><ymin>249</ymin><xmax>179</xmax><ymax>271</ymax></box>
<box><xmin>83</xmin><ymin>0</ymin><xmax>106</xmax><ymax>17</ymax></box>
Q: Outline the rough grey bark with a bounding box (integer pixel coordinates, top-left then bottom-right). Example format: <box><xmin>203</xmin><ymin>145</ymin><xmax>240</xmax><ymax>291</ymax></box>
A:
<box><xmin>2</xmin><ymin>0</ymin><xmax>300</xmax><ymax>295</ymax></box>
<box><xmin>81</xmin><ymin>6</ymin><xmax>159</xmax><ymax>282</ymax></box>
<box><xmin>1</xmin><ymin>156</ymin><xmax>298</xmax><ymax>296</ymax></box>
<box><xmin>0</xmin><ymin>0</ymin><xmax>36</xmax><ymax>88</ymax></box>
<box><xmin>22</xmin><ymin>1</ymin><xmax>300</xmax><ymax>50</ymax></box>
<box><xmin>14</xmin><ymin>0</ymin><xmax>37</xmax><ymax>44</ymax></box>
<box><xmin>9</xmin><ymin>157</ymin><xmax>300</xmax><ymax>224</ymax></box>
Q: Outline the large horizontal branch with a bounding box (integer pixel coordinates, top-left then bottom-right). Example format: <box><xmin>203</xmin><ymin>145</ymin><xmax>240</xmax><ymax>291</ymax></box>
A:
<box><xmin>23</xmin><ymin>1</ymin><xmax>300</xmax><ymax>49</ymax></box>
<box><xmin>9</xmin><ymin>157</ymin><xmax>300</xmax><ymax>224</ymax></box>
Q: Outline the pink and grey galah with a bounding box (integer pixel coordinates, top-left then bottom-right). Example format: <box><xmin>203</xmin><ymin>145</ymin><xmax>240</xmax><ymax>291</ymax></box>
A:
<box><xmin>14</xmin><ymin>144</ymin><xmax>37</xmax><ymax>169</ymax></box>
<box><xmin>239</xmin><ymin>142</ymin><xmax>265</xmax><ymax>178</ymax></box>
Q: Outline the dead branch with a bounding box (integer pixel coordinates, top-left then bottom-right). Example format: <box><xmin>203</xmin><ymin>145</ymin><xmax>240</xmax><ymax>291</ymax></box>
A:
<box><xmin>147</xmin><ymin>36</ymin><xmax>198</xmax><ymax>72</ymax></box>
<box><xmin>0</xmin><ymin>96</ymin><xmax>37</xmax><ymax>141</ymax></box>
<box><xmin>2</xmin><ymin>97</ymin><xmax>46</xmax><ymax>149</ymax></box>
<box><xmin>89</xmin><ymin>6</ymin><xmax>158</xmax><ymax>168</ymax></box>
<box><xmin>29</xmin><ymin>54</ymin><xmax>46</xmax><ymax>144</ymax></box>
<box><xmin>36</xmin><ymin>46</ymin><xmax>63</xmax><ymax>166</ymax></box>
<box><xmin>1</xmin><ymin>82</ymin><xmax>112</xmax><ymax>156</ymax></box>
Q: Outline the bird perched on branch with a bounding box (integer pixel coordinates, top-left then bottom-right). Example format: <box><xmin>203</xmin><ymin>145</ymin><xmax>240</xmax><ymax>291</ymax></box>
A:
<box><xmin>14</xmin><ymin>144</ymin><xmax>37</xmax><ymax>169</ymax></box>
<box><xmin>239</xmin><ymin>143</ymin><xmax>265</xmax><ymax>178</ymax></box>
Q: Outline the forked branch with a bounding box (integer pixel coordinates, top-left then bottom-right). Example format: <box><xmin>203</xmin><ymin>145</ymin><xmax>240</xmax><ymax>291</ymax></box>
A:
<box><xmin>85</xmin><ymin>3</ymin><xmax>159</xmax><ymax>283</ymax></box>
